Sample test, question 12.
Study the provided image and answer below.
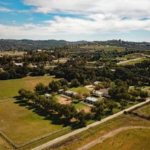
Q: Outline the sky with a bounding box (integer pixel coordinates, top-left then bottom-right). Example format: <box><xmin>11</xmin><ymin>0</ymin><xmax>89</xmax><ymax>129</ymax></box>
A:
<box><xmin>0</xmin><ymin>0</ymin><xmax>150</xmax><ymax>41</ymax></box>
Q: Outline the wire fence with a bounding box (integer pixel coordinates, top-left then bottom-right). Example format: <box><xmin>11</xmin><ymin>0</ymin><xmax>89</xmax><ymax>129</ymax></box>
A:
<box><xmin>0</xmin><ymin>127</ymin><xmax>70</xmax><ymax>149</ymax></box>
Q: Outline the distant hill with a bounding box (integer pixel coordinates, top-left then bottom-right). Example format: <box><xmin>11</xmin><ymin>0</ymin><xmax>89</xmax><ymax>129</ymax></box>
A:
<box><xmin>0</xmin><ymin>39</ymin><xmax>88</xmax><ymax>50</ymax></box>
<box><xmin>0</xmin><ymin>39</ymin><xmax>150</xmax><ymax>51</ymax></box>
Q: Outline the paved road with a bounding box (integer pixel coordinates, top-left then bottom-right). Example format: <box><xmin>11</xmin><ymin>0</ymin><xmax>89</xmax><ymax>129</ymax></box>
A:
<box><xmin>117</xmin><ymin>58</ymin><xmax>142</xmax><ymax>65</ymax></box>
<box><xmin>32</xmin><ymin>99</ymin><xmax>150</xmax><ymax>150</ymax></box>
<box><xmin>77</xmin><ymin>126</ymin><xmax>150</xmax><ymax>150</ymax></box>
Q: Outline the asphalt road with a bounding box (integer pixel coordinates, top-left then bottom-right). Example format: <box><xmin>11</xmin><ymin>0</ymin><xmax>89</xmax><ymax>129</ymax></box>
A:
<box><xmin>32</xmin><ymin>99</ymin><xmax>150</xmax><ymax>150</ymax></box>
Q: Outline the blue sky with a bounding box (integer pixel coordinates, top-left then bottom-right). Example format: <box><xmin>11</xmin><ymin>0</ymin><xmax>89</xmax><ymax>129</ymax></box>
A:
<box><xmin>0</xmin><ymin>0</ymin><xmax>150</xmax><ymax>41</ymax></box>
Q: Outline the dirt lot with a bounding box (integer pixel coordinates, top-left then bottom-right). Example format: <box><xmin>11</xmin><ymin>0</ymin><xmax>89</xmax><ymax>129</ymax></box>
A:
<box><xmin>57</xmin><ymin>95</ymin><xmax>72</xmax><ymax>104</ymax></box>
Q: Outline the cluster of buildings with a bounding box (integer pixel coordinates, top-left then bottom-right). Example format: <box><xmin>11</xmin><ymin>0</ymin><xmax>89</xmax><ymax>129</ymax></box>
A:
<box><xmin>45</xmin><ymin>80</ymin><xmax>111</xmax><ymax>105</ymax></box>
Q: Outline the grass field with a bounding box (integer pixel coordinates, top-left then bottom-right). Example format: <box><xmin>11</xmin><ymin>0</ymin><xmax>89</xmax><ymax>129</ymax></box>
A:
<box><xmin>80</xmin><ymin>45</ymin><xmax>125</xmax><ymax>52</ymax></box>
<box><xmin>70</xmin><ymin>87</ymin><xmax>90</xmax><ymax>94</ymax></box>
<box><xmin>124</xmin><ymin>53</ymin><xmax>144</xmax><ymax>59</ymax></box>
<box><xmin>119</xmin><ymin>58</ymin><xmax>150</xmax><ymax>66</ymax></box>
<box><xmin>91</xmin><ymin>128</ymin><xmax>150</xmax><ymax>150</ymax></box>
<box><xmin>0</xmin><ymin>51</ymin><xmax>26</xmax><ymax>56</ymax></box>
<box><xmin>134</xmin><ymin>104</ymin><xmax>150</xmax><ymax>117</ymax></box>
<box><xmin>0</xmin><ymin>99</ymin><xmax>68</xmax><ymax>146</ymax></box>
<box><xmin>50</xmin><ymin>114</ymin><xmax>150</xmax><ymax>150</ymax></box>
<box><xmin>0</xmin><ymin>75</ymin><xmax>57</xmax><ymax>99</ymax></box>
<box><xmin>73</xmin><ymin>102</ymin><xmax>91</xmax><ymax>113</ymax></box>
<box><xmin>0</xmin><ymin>135</ymin><xmax>14</xmax><ymax>150</ymax></box>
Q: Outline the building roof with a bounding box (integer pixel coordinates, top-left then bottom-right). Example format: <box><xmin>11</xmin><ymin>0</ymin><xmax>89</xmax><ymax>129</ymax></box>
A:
<box><xmin>99</xmin><ymin>88</ymin><xmax>109</xmax><ymax>95</ymax></box>
<box><xmin>65</xmin><ymin>90</ymin><xmax>77</xmax><ymax>95</ymax></box>
<box><xmin>86</xmin><ymin>97</ymin><xmax>98</xmax><ymax>102</ymax></box>
<box><xmin>94</xmin><ymin>81</ymin><xmax>100</xmax><ymax>85</ymax></box>
<box><xmin>65</xmin><ymin>90</ymin><xmax>73</xmax><ymax>94</ymax></box>
<box><xmin>14</xmin><ymin>62</ymin><xmax>23</xmax><ymax>66</ymax></box>
<box><xmin>95</xmin><ymin>91</ymin><xmax>103</xmax><ymax>95</ymax></box>
<box><xmin>59</xmin><ymin>89</ymin><xmax>64</xmax><ymax>92</ymax></box>
<box><xmin>45</xmin><ymin>94</ymin><xmax>51</xmax><ymax>97</ymax></box>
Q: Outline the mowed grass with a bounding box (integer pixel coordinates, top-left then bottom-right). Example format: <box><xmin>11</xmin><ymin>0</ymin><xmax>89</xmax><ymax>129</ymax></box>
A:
<box><xmin>0</xmin><ymin>75</ymin><xmax>57</xmax><ymax>99</ymax></box>
<box><xmin>0</xmin><ymin>99</ymin><xmax>66</xmax><ymax>146</ymax></box>
<box><xmin>70</xmin><ymin>87</ymin><xmax>90</xmax><ymax>94</ymax></box>
<box><xmin>0</xmin><ymin>135</ymin><xmax>14</xmax><ymax>150</ymax></box>
<box><xmin>90</xmin><ymin>128</ymin><xmax>150</xmax><ymax>150</ymax></box>
<box><xmin>53</xmin><ymin>114</ymin><xmax>150</xmax><ymax>150</ymax></box>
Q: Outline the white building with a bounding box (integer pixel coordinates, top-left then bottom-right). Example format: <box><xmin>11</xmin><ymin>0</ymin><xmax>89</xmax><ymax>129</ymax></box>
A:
<box><xmin>94</xmin><ymin>81</ymin><xmax>100</xmax><ymax>85</ymax></box>
<box><xmin>58</xmin><ymin>89</ymin><xmax>64</xmax><ymax>94</ymax></box>
<box><xmin>93</xmin><ymin>91</ymin><xmax>104</xmax><ymax>97</ymax></box>
<box><xmin>85</xmin><ymin>97</ymin><xmax>98</xmax><ymax>104</ymax></box>
<box><xmin>14</xmin><ymin>62</ymin><xmax>23</xmax><ymax>66</ymax></box>
<box><xmin>45</xmin><ymin>94</ymin><xmax>51</xmax><ymax>98</ymax></box>
<box><xmin>65</xmin><ymin>90</ymin><xmax>77</xmax><ymax>96</ymax></box>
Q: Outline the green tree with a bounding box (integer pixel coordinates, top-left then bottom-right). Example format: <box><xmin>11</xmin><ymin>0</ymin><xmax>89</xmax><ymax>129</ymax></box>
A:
<box><xmin>70</xmin><ymin>79</ymin><xmax>80</xmax><ymax>87</ymax></box>
<box><xmin>34</xmin><ymin>83</ymin><xmax>46</xmax><ymax>95</ymax></box>
<box><xmin>49</xmin><ymin>81</ymin><xmax>61</xmax><ymax>92</ymax></box>
<box><xmin>76</xmin><ymin>110</ymin><xmax>86</xmax><ymax>127</ymax></box>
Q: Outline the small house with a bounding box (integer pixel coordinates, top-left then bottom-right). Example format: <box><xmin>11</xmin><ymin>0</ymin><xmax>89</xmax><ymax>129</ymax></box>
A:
<box><xmin>92</xmin><ymin>91</ymin><xmax>103</xmax><ymax>97</ymax></box>
<box><xmin>45</xmin><ymin>94</ymin><xmax>51</xmax><ymax>99</ymax></box>
<box><xmin>65</xmin><ymin>90</ymin><xmax>77</xmax><ymax>97</ymax></box>
<box><xmin>94</xmin><ymin>81</ymin><xmax>100</xmax><ymax>85</ymax></box>
<box><xmin>58</xmin><ymin>89</ymin><xmax>64</xmax><ymax>94</ymax></box>
<box><xmin>85</xmin><ymin>97</ymin><xmax>98</xmax><ymax>104</ymax></box>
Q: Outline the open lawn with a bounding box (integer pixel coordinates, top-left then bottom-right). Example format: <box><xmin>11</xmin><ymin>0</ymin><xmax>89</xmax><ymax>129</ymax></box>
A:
<box><xmin>73</xmin><ymin>102</ymin><xmax>91</xmax><ymax>113</ymax></box>
<box><xmin>50</xmin><ymin>114</ymin><xmax>150</xmax><ymax>150</ymax></box>
<box><xmin>0</xmin><ymin>99</ymin><xmax>69</xmax><ymax>146</ymax></box>
<box><xmin>0</xmin><ymin>75</ymin><xmax>57</xmax><ymax>99</ymax></box>
<box><xmin>70</xmin><ymin>87</ymin><xmax>90</xmax><ymax>94</ymax></box>
<box><xmin>90</xmin><ymin>128</ymin><xmax>150</xmax><ymax>150</ymax></box>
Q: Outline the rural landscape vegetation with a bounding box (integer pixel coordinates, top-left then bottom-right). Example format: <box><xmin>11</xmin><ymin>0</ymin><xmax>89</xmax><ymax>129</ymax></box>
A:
<box><xmin>0</xmin><ymin>40</ymin><xmax>150</xmax><ymax>150</ymax></box>
<box><xmin>0</xmin><ymin>0</ymin><xmax>150</xmax><ymax>150</ymax></box>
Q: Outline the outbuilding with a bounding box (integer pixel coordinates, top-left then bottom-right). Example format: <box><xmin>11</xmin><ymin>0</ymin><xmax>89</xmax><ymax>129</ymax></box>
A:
<box><xmin>85</xmin><ymin>97</ymin><xmax>98</xmax><ymax>104</ymax></box>
<box><xmin>45</xmin><ymin>94</ymin><xmax>51</xmax><ymax>98</ymax></box>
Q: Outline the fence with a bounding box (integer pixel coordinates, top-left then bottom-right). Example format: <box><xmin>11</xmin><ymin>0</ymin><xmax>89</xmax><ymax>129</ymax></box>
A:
<box><xmin>0</xmin><ymin>127</ymin><xmax>70</xmax><ymax>149</ymax></box>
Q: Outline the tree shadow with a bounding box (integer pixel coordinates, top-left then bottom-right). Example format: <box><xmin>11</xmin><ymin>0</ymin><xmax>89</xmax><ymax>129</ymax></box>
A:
<box><xmin>13</xmin><ymin>96</ymin><xmax>78</xmax><ymax>128</ymax></box>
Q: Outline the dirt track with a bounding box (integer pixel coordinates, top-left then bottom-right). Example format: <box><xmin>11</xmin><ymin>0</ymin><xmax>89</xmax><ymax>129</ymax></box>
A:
<box><xmin>32</xmin><ymin>99</ymin><xmax>150</xmax><ymax>150</ymax></box>
<box><xmin>77</xmin><ymin>126</ymin><xmax>150</xmax><ymax>150</ymax></box>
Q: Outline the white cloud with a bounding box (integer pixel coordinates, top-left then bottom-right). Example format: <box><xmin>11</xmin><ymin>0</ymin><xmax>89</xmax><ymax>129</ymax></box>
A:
<box><xmin>23</xmin><ymin>0</ymin><xmax>150</xmax><ymax>18</ymax></box>
<box><xmin>0</xmin><ymin>7</ymin><xmax>11</xmax><ymax>12</ymax></box>
<box><xmin>1</xmin><ymin>0</ymin><xmax>150</xmax><ymax>40</ymax></box>
<box><xmin>0</xmin><ymin>16</ymin><xmax>150</xmax><ymax>39</ymax></box>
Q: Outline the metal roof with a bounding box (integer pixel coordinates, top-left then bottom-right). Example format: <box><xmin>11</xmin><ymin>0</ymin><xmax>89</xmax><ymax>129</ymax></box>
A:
<box><xmin>86</xmin><ymin>97</ymin><xmax>98</xmax><ymax>102</ymax></box>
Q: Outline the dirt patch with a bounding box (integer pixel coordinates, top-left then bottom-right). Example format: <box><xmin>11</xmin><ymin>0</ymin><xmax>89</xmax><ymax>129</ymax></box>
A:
<box><xmin>82</xmin><ymin>107</ymin><xmax>90</xmax><ymax>113</ymax></box>
<box><xmin>57</xmin><ymin>96</ymin><xmax>72</xmax><ymax>105</ymax></box>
